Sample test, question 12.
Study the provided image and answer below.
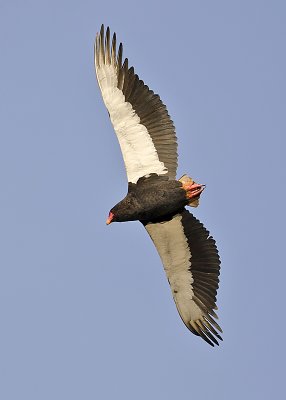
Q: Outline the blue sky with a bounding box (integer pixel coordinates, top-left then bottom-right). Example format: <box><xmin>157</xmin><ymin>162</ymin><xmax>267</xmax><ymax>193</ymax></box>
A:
<box><xmin>1</xmin><ymin>1</ymin><xmax>285</xmax><ymax>399</ymax></box>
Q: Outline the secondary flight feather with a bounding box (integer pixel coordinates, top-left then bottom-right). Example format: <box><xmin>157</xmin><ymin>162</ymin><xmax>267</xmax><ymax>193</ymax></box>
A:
<box><xmin>94</xmin><ymin>25</ymin><xmax>222</xmax><ymax>346</ymax></box>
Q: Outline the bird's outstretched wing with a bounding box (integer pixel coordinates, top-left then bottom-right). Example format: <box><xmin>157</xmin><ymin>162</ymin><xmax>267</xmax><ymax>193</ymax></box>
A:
<box><xmin>143</xmin><ymin>209</ymin><xmax>222</xmax><ymax>346</ymax></box>
<box><xmin>95</xmin><ymin>25</ymin><xmax>178</xmax><ymax>184</ymax></box>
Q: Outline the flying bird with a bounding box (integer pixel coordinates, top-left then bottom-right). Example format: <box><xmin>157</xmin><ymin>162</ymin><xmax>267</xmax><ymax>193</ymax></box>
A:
<box><xmin>94</xmin><ymin>25</ymin><xmax>222</xmax><ymax>346</ymax></box>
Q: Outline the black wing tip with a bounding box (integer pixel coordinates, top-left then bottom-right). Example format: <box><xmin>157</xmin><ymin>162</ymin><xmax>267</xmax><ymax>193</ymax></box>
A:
<box><xmin>96</xmin><ymin>25</ymin><xmax>120</xmax><ymax>69</ymax></box>
<box><xmin>189</xmin><ymin>315</ymin><xmax>223</xmax><ymax>347</ymax></box>
<box><xmin>198</xmin><ymin>326</ymin><xmax>223</xmax><ymax>347</ymax></box>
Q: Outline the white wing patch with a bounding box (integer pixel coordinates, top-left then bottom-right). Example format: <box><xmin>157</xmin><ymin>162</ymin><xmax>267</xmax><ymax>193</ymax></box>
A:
<box><xmin>146</xmin><ymin>214</ymin><xmax>203</xmax><ymax>322</ymax></box>
<box><xmin>96</xmin><ymin>63</ymin><xmax>167</xmax><ymax>184</ymax></box>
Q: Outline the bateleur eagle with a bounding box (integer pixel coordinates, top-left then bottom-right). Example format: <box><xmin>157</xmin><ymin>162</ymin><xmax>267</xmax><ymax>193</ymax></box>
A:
<box><xmin>94</xmin><ymin>25</ymin><xmax>222</xmax><ymax>347</ymax></box>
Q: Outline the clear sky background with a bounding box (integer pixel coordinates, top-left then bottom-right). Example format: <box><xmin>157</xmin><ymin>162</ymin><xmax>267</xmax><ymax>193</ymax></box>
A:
<box><xmin>1</xmin><ymin>1</ymin><xmax>285</xmax><ymax>399</ymax></box>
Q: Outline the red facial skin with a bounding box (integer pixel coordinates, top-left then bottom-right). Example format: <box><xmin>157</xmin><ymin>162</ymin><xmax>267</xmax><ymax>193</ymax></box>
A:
<box><xmin>106</xmin><ymin>211</ymin><xmax>114</xmax><ymax>225</ymax></box>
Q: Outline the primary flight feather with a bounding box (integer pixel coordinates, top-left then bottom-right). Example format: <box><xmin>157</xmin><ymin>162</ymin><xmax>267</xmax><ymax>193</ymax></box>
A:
<box><xmin>94</xmin><ymin>25</ymin><xmax>222</xmax><ymax>346</ymax></box>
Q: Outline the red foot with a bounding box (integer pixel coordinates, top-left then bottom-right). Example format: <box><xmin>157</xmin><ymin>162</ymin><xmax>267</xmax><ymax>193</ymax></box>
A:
<box><xmin>182</xmin><ymin>182</ymin><xmax>205</xmax><ymax>199</ymax></box>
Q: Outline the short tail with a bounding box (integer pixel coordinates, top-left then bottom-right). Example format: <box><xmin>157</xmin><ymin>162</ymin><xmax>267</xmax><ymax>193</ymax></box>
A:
<box><xmin>179</xmin><ymin>174</ymin><xmax>201</xmax><ymax>207</ymax></box>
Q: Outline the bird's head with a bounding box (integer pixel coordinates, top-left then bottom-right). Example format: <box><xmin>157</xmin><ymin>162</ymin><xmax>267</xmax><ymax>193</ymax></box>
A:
<box><xmin>106</xmin><ymin>194</ymin><xmax>139</xmax><ymax>224</ymax></box>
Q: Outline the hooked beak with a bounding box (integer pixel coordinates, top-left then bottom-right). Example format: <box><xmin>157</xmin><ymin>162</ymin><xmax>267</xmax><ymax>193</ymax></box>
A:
<box><xmin>106</xmin><ymin>212</ymin><xmax>114</xmax><ymax>225</ymax></box>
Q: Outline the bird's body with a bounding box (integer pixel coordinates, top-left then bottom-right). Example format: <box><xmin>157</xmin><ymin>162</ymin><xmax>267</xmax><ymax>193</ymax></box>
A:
<box><xmin>94</xmin><ymin>25</ymin><xmax>222</xmax><ymax>346</ymax></box>
<box><xmin>110</xmin><ymin>175</ymin><xmax>190</xmax><ymax>222</ymax></box>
